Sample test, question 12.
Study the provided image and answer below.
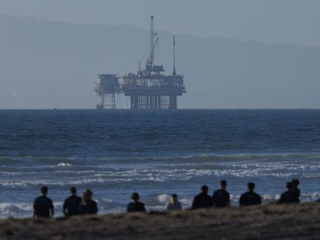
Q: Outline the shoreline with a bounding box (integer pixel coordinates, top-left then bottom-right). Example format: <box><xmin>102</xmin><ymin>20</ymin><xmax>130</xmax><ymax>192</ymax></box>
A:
<box><xmin>1</xmin><ymin>203</ymin><xmax>320</xmax><ymax>240</ymax></box>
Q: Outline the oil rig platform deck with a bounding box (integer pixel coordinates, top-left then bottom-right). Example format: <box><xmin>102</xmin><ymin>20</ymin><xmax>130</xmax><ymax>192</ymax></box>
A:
<box><xmin>94</xmin><ymin>16</ymin><xmax>186</xmax><ymax>110</ymax></box>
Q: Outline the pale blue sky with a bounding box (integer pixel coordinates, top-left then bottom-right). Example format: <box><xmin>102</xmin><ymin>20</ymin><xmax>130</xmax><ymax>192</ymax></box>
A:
<box><xmin>0</xmin><ymin>0</ymin><xmax>319</xmax><ymax>46</ymax></box>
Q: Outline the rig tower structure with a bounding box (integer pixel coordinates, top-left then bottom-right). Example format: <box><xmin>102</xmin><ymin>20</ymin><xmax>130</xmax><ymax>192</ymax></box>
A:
<box><xmin>172</xmin><ymin>35</ymin><xmax>176</xmax><ymax>76</ymax></box>
<box><xmin>94</xmin><ymin>74</ymin><xmax>120</xmax><ymax>109</ymax></box>
<box><xmin>94</xmin><ymin>16</ymin><xmax>186</xmax><ymax>110</ymax></box>
<box><xmin>122</xmin><ymin>16</ymin><xmax>186</xmax><ymax>109</ymax></box>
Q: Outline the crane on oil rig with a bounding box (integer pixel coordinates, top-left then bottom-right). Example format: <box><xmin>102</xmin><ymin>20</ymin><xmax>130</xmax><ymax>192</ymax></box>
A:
<box><xmin>144</xmin><ymin>15</ymin><xmax>164</xmax><ymax>73</ymax></box>
<box><xmin>146</xmin><ymin>15</ymin><xmax>157</xmax><ymax>71</ymax></box>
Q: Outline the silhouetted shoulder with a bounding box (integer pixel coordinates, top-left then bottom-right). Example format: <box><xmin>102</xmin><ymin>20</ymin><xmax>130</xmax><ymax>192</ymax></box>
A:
<box><xmin>192</xmin><ymin>193</ymin><xmax>213</xmax><ymax>209</ymax></box>
<box><xmin>292</xmin><ymin>188</ymin><xmax>301</xmax><ymax>198</ymax></box>
<box><xmin>278</xmin><ymin>191</ymin><xmax>300</xmax><ymax>204</ymax></box>
<box><xmin>34</xmin><ymin>196</ymin><xmax>54</xmax><ymax>208</ymax></box>
<box><xmin>212</xmin><ymin>189</ymin><xmax>230</xmax><ymax>207</ymax></box>
<box><xmin>81</xmin><ymin>199</ymin><xmax>98</xmax><ymax>214</ymax></box>
<box><xmin>127</xmin><ymin>202</ymin><xmax>146</xmax><ymax>212</ymax></box>
<box><xmin>239</xmin><ymin>192</ymin><xmax>261</xmax><ymax>206</ymax></box>
<box><xmin>63</xmin><ymin>196</ymin><xmax>82</xmax><ymax>216</ymax></box>
<box><xmin>166</xmin><ymin>201</ymin><xmax>182</xmax><ymax>211</ymax></box>
<box><xmin>63</xmin><ymin>195</ymin><xmax>82</xmax><ymax>207</ymax></box>
<box><xmin>90</xmin><ymin>200</ymin><xmax>98</xmax><ymax>214</ymax></box>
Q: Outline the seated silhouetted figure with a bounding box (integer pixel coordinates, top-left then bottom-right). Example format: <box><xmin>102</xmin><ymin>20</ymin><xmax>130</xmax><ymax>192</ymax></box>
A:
<box><xmin>81</xmin><ymin>189</ymin><xmax>98</xmax><ymax>215</ymax></box>
<box><xmin>291</xmin><ymin>179</ymin><xmax>301</xmax><ymax>198</ymax></box>
<box><xmin>127</xmin><ymin>192</ymin><xmax>146</xmax><ymax>212</ymax></box>
<box><xmin>239</xmin><ymin>182</ymin><xmax>262</xmax><ymax>206</ymax></box>
<box><xmin>166</xmin><ymin>194</ymin><xmax>182</xmax><ymax>211</ymax></box>
<box><xmin>192</xmin><ymin>185</ymin><xmax>213</xmax><ymax>209</ymax></box>
<box><xmin>63</xmin><ymin>186</ymin><xmax>82</xmax><ymax>217</ymax></box>
<box><xmin>212</xmin><ymin>180</ymin><xmax>230</xmax><ymax>208</ymax></box>
<box><xmin>33</xmin><ymin>186</ymin><xmax>54</xmax><ymax>218</ymax></box>
<box><xmin>277</xmin><ymin>182</ymin><xmax>300</xmax><ymax>204</ymax></box>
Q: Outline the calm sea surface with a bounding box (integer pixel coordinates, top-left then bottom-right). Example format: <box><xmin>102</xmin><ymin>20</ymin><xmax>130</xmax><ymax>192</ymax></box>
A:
<box><xmin>0</xmin><ymin>109</ymin><xmax>320</xmax><ymax>217</ymax></box>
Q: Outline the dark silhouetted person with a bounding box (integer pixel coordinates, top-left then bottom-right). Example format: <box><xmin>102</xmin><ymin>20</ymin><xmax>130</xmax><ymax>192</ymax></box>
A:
<box><xmin>33</xmin><ymin>186</ymin><xmax>54</xmax><ymax>218</ymax></box>
<box><xmin>81</xmin><ymin>189</ymin><xmax>98</xmax><ymax>214</ymax></box>
<box><xmin>166</xmin><ymin>194</ymin><xmax>182</xmax><ymax>211</ymax></box>
<box><xmin>291</xmin><ymin>179</ymin><xmax>301</xmax><ymax>198</ymax></box>
<box><xmin>192</xmin><ymin>185</ymin><xmax>213</xmax><ymax>209</ymax></box>
<box><xmin>127</xmin><ymin>192</ymin><xmax>146</xmax><ymax>212</ymax></box>
<box><xmin>212</xmin><ymin>180</ymin><xmax>230</xmax><ymax>208</ymax></box>
<box><xmin>239</xmin><ymin>182</ymin><xmax>262</xmax><ymax>206</ymax></box>
<box><xmin>277</xmin><ymin>182</ymin><xmax>300</xmax><ymax>204</ymax></box>
<box><xmin>63</xmin><ymin>187</ymin><xmax>82</xmax><ymax>217</ymax></box>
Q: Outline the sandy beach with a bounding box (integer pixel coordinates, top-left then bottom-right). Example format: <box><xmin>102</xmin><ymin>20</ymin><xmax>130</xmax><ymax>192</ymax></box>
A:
<box><xmin>1</xmin><ymin>203</ymin><xmax>320</xmax><ymax>240</ymax></box>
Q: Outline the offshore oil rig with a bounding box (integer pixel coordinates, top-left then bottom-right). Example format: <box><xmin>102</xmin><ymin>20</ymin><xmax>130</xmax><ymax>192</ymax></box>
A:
<box><xmin>94</xmin><ymin>16</ymin><xmax>186</xmax><ymax>110</ymax></box>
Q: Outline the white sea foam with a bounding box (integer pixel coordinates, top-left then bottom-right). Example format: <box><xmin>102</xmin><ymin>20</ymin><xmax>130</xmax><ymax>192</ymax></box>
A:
<box><xmin>57</xmin><ymin>163</ymin><xmax>72</xmax><ymax>167</ymax></box>
<box><xmin>1</xmin><ymin>160</ymin><xmax>319</xmax><ymax>189</ymax></box>
<box><xmin>157</xmin><ymin>194</ymin><xmax>169</xmax><ymax>203</ymax></box>
<box><xmin>179</xmin><ymin>198</ymin><xmax>193</xmax><ymax>207</ymax></box>
<box><xmin>262</xmin><ymin>194</ymin><xmax>280</xmax><ymax>201</ymax></box>
<box><xmin>0</xmin><ymin>202</ymin><xmax>33</xmax><ymax>217</ymax></box>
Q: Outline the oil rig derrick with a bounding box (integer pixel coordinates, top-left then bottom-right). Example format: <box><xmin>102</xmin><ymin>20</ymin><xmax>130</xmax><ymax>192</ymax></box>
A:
<box><xmin>94</xmin><ymin>16</ymin><xmax>186</xmax><ymax>110</ymax></box>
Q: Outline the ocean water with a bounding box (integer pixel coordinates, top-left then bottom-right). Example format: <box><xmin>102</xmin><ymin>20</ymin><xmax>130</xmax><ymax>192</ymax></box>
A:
<box><xmin>0</xmin><ymin>109</ymin><xmax>320</xmax><ymax>218</ymax></box>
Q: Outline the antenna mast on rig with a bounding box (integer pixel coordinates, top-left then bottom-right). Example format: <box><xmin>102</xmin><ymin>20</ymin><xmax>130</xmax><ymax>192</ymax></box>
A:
<box><xmin>172</xmin><ymin>35</ymin><xmax>177</xmax><ymax>76</ymax></box>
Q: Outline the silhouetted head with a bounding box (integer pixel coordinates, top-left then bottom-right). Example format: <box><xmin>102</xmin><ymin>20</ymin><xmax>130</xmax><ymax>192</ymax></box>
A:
<box><xmin>131</xmin><ymin>192</ymin><xmax>140</xmax><ymax>202</ymax></box>
<box><xmin>220</xmin><ymin>180</ymin><xmax>227</xmax><ymax>189</ymax></box>
<box><xmin>82</xmin><ymin>189</ymin><xmax>93</xmax><ymax>205</ymax></box>
<box><xmin>70</xmin><ymin>186</ymin><xmax>77</xmax><ymax>195</ymax></box>
<box><xmin>292</xmin><ymin>179</ymin><xmax>300</xmax><ymax>188</ymax></box>
<box><xmin>170</xmin><ymin>194</ymin><xmax>178</xmax><ymax>204</ymax></box>
<box><xmin>247</xmin><ymin>182</ymin><xmax>255</xmax><ymax>191</ymax></box>
<box><xmin>41</xmin><ymin>186</ymin><xmax>48</xmax><ymax>196</ymax></box>
<box><xmin>286</xmin><ymin>182</ymin><xmax>293</xmax><ymax>190</ymax></box>
<box><xmin>86</xmin><ymin>189</ymin><xmax>93</xmax><ymax>197</ymax></box>
<box><xmin>201</xmin><ymin>185</ymin><xmax>209</xmax><ymax>194</ymax></box>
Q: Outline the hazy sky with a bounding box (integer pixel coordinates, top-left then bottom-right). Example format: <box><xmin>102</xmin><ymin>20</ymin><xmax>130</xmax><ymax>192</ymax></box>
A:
<box><xmin>0</xmin><ymin>0</ymin><xmax>319</xmax><ymax>46</ymax></box>
<box><xmin>0</xmin><ymin>0</ymin><xmax>320</xmax><ymax>109</ymax></box>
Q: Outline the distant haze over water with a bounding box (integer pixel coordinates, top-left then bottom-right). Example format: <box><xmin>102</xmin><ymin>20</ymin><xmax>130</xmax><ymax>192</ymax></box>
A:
<box><xmin>0</xmin><ymin>15</ymin><xmax>320</xmax><ymax>109</ymax></box>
